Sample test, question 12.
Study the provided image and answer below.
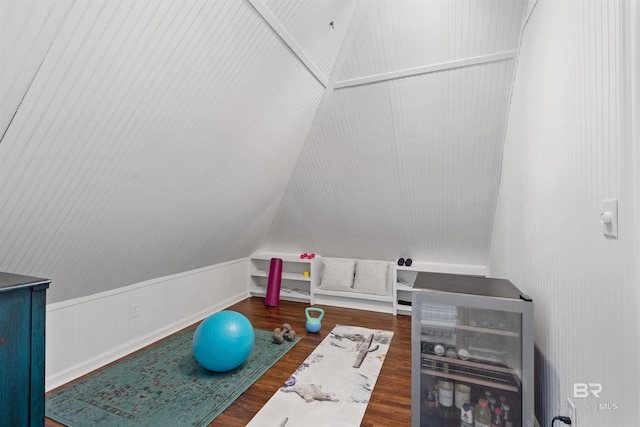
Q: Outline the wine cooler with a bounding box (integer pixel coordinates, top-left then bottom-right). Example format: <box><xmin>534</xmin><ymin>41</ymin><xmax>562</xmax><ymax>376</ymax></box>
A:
<box><xmin>411</xmin><ymin>272</ymin><xmax>534</xmax><ymax>427</ymax></box>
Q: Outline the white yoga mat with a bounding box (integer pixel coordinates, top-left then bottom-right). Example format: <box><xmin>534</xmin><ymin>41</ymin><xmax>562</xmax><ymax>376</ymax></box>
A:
<box><xmin>247</xmin><ymin>324</ymin><xmax>394</xmax><ymax>427</ymax></box>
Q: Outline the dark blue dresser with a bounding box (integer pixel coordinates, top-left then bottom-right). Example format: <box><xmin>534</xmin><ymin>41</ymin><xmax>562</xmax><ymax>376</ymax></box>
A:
<box><xmin>0</xmin><ymin>273</ymin><xmax>50</xmax><ymax>426</ymax></box>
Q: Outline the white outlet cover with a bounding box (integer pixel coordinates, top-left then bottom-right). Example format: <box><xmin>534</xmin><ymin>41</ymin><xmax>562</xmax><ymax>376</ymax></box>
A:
<box><xmin>130</xmin><ymin>302</ymin><xmax>140</xmax><ymax>318</ymax></box>
<box><xmin>601</xmin><ymin>198</ymin><xmax>618</xmax><ymax>238</ymax></box>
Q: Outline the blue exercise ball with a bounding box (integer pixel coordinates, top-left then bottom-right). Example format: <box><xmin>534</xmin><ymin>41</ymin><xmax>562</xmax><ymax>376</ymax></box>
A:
<box><xmin>192</xmin><ymin>311</ymin><xmax>255</xmax><ymax>372</ymax></box>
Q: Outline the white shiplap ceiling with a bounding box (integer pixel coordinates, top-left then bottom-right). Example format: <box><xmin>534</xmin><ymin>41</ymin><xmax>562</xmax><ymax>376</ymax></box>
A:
<box><xmin>1</xmin><ymin>0</ymin><xmax>525</xmax><ymax>303</ymax></box>
<box><xmin>263</xmin><ymin>0</ymin><xmax>525</xmax><ymax>263</ymax></box>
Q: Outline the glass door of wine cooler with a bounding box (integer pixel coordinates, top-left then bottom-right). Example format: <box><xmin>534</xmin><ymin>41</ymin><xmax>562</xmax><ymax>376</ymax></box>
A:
<box><xmin>411</xmin><ymin>273</ymin><xmax>534</xmax><ymax>427</ymax></box>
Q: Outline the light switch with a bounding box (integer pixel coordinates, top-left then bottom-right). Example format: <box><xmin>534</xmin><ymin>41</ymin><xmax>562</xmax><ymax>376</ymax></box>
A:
<box><xmin>601</xmin><ymin>199</ymin><xmax>618</xmax><ymax>238</ymax></box>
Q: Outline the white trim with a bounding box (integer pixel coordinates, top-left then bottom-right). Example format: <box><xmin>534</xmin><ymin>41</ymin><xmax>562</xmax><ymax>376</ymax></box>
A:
<box><xmin>522</xmin><ymin>0</ymin><xmax>540</xmax><ymax>32</ymax></box>
<box><xmin>486</xmin><ymin>3</ymin><xmax>529</xmax><ymax>271</ymax></box>
<box><xmin>272</xmin><ymin>0</ymin><xmax>369</xmax><ymax>202</ymax></box>
<box><xmin>627</xmin><ymin>0</ymin><xmax>640</xmax><ymax>400</ymax></box>
<box><xmin>246</xmin><ymin>0</ymin><xmax>328</xmax><ymax>88</ymax></box>
<box><xmin>47</xmin><ymin>257</ymin><xmax>248</xmax><ymax>311</ymax></box>
<box><xmin>396</xmin><ymin>261</ymin><xmax>487</xmax><ymax>277</ymax></box>
<box><xmin>327</xmin><ymin>0</ymin><xmax>369</xmax><ymax>88</ymax></box>
<box><xmin>334</xmin><ymin>51</ymin><xmax>517</xmax><ymax>89</ymax></box>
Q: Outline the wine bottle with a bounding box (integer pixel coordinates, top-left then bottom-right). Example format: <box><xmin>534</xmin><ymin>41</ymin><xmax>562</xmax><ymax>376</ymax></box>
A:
<box><xmin>424</xmin><ymin>385</ymin><xmax>438</xmax><ymax>420</ymax></box>
<box><xmin>502</xmin><ymin>403</ymin><xmax>514</xmax><ymax>427</ymax></box>
<box><xmin>491</xmin><ymin>408</ymin><xmax>503</xmax><ymax>427</ymax></box>
<box><xmin>474</xmin><ymin>399</ymin><xmax>491</xmax><ymax>427</ymax></box>
<box><xmin>438</xmin><ymin>379</ymin><xmax>455</xmax><ymax>420</ymax></box>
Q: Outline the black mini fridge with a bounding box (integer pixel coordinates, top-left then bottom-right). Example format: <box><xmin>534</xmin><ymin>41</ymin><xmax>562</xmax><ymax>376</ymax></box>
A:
<box><xmin>411</xmin><ymin>272</ymin><xmax>534</xmax><ymax>427</ymax></box>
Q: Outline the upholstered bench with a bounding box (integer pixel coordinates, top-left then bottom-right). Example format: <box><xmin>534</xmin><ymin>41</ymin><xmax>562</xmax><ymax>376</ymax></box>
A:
<box><xmin>311</xmin><ymin>257</ymin><xmax>395</xmax><ymax>314</ymax></box>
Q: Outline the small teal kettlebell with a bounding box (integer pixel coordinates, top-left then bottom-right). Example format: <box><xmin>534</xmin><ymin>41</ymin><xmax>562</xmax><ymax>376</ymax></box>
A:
<box><xmin>305</xmin><ymin>307</ymin><xmax>324</xmax><ymax>333</ymax></box>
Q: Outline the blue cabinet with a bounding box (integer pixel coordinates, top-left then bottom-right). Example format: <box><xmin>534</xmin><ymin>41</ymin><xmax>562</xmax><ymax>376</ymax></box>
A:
<box><xmin>0</xmin><ymin>273</ymin><xmax>50</xmax><ymax>426</ymax></box>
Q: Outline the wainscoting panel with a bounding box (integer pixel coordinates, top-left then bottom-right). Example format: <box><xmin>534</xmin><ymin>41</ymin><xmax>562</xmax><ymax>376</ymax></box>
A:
<box><xmin>45</xmin><ymin>259</ymin><xmax>249</xmax><ymax>391</ymax></box>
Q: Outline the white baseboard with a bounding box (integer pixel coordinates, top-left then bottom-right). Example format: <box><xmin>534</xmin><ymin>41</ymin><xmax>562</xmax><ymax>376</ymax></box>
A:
<box><xmin>45</xmin><ymin>259</ymin><xmax>250</xmax><ymax>391</ymax></box>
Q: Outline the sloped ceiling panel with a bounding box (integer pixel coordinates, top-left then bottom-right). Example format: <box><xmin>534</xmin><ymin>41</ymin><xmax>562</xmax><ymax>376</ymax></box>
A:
<box><xmin>264</xmin><ymin>60</ymin><xmax>515</xmax><ymax>263</ymax></box>
<box><xmin>263</xmin><ymin>0</ymin><xmax>357</xmax><ymax>81</ymax></box>
<box><xmin>339</xmin><ymin>0</ymin><xmax>523</xmax><ymax>82</ymax></box>
<box><xmin>2</xmin><ymin>0</ymin><xmax>524</xmax><ymax>302</ymax></box>
<box><xmin>0</xmin><ymin>0</ymin><xmax>74</xmax><ymax>137</ymax></box>
<box><xmin>263</xmin><ymin>0</ymin><xmax>524</xmax><ymax>264</ymax></box>
<box><xmin>0</xmin><ymin>0</ymin><xmax>325</xmax><ymax>303</ymax></box>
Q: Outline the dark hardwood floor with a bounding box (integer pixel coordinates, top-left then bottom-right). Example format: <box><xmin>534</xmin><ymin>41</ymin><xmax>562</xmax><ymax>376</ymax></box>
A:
<box><xmin>45</xmin><ymin>297</ymin><xmax>412</xmax><ymax>426</ymax></box>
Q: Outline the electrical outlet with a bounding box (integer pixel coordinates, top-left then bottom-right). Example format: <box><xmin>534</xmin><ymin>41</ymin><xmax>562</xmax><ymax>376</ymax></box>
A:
<box><xmin>130</xmin><ymin>302</ymin><xmax>140</xmax><ymax>318</ymax></box>
<box><xmin>567</xmin><ymin>397</ymin><xmax>577</xmax><ymax>427</ymax></box>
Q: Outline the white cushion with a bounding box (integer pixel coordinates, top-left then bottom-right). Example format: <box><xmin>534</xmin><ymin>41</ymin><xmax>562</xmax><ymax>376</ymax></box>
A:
<box><xmin>319</xmin><ymin>258</ymin><xmax>355</xmax><ymax>291</ymax></box>
<box><xmin>353</xmin><ymin>259</ymin><xmax>389</xmax><ymax>295</ymax></box>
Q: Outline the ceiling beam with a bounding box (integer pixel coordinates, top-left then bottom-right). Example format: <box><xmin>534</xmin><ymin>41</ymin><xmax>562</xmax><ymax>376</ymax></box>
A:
<box><xmin>246</xmin><ymin>0</ymin><xmax>328</xmax><ymax>88</ymax></box>
<box><xmin>334</xmin><ymin>51</ymin><xmax>518</xmax><ymax>89</ymax></box>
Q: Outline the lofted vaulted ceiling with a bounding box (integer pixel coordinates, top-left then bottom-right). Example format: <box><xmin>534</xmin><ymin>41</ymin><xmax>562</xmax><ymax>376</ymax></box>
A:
<box><xmin>263</xmin><ymin>0</ymin><xmax>524</xmax><ymax>262</ymax></box>
<box><xmin>1</xmin><ymin>0</ymin><xmax>525</xmax><ymax>303</ymax></box>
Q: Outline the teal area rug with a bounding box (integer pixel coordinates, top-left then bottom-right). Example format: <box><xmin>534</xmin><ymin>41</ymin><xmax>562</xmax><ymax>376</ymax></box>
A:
<box><xmin>46</xmin><ymin>328</ymin><xmax>299</xmax><ymax>426</ymax></box>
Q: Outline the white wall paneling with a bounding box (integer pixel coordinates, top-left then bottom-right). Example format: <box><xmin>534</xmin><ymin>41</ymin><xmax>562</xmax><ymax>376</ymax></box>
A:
<box><xmin>262</xmin><ymin>0</ymin><xmax>524</xmax><ymax>265</ymax></box>
<box><xmin>261</xmin><ymin>0</ymin><xmax>358</xmax><ymax>84</ymax></box>
<box><xmin>338</xmin><ymin>0</ymin><xmax>524</xmax><ymax>82</ymax></box>
<box><xmin>0</xmin><ymin>0</ymin><xmax>75</xmax><ymax>138</ymax></box>
<box><xmin>489</xmin><ymin>1</ymin><xmax>639</xmax><ymax>426</ymax></box>
<box><xmin>248</xmin><ymin>0</ymin><xmax>359</xmax><ymax>87</ymax></box>
<box><xmin>45</xmin><ymin>258</ymin><xmax>249</xmax><ymax>391</ymax></box>
<box><xmin>1</xmin><ymin>0</ymin><xmax>528</xmax><ymax>304</ymax></box>
<box><xmin>633</xmin><ymin>0</ymin><xmax>640</xmax><ymax>410</ymax></box>
<box><xmin>265</xmin><ymin>59</ymin><xmax>516</xmax><ymax>264</ymax></box>
<box><xmin>0</xmin><ymin>0</ymin><xmax>324</xmax><ymax>303</ymax></box>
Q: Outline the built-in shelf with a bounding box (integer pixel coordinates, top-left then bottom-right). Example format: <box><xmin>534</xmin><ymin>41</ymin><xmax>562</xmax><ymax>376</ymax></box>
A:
<box><xmin>393</xmin><ymin>262</ymin><xmax>488</xmax><ymax>316</ymax></box>
<box><xmin>249</xmin><ymin>253</ymin><xmax>319</xmax><ymax>303</ymax></box>
<box><xmin>248</xmin><ymin>255</ymin><xmax>489</xmax><ymax>316</ymax></box>
<box><xmin>250</xmin><ymin>285</ymin><xmax>311</xmax><ymax>302</ymax></box>
<box><xmin>420</xmin><ymin>352</ymin><xmax>520</xmax><ymax>392</ymax></box>
<box><xmin>418</xmin><ymin>320</ymin><xmax>520</xmax><ymax>338</ymax></box>
<box><xmin>396</xmin><ymin>304</ymin><xmax>412</xmax><ymax>314</ymax></box>
<box><xmin>250</xmin><ymin>271</ymin><xmax>311</xmax><ymax>282</ymax></box>
<box><xmin>456</xmin><ymin>323</ymin><xmax>520</xmax><ymax>338</ymax></box>
<box><xmin>396</xmin><ymin>282</ymin><xmax>413</xmax><ymax>292</ymax></box>
<box><xmin>313</xmin><ymin>288</ymin><xmax>394</xmax><ymax>302</ymax></box>
<box><xmin>393</xmin><ymin>265</ymin><xmax>418</xmax><ymax>315</ymax></box>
